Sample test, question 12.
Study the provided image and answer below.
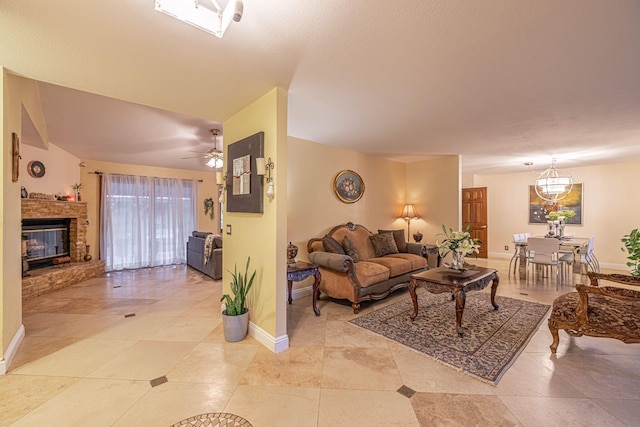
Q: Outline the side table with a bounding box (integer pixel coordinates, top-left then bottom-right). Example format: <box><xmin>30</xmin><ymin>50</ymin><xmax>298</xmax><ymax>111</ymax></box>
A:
<box><xmin>287</xmin><ymin>261</ymin><xmax>321</xmax><ymax>316</ymax></box>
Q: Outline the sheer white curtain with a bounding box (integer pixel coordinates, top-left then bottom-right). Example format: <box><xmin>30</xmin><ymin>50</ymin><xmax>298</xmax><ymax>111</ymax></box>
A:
<box><xmin>101</xmin><ymin>173</ymin><xmax>198</xmax><ymax>272</ymax></box>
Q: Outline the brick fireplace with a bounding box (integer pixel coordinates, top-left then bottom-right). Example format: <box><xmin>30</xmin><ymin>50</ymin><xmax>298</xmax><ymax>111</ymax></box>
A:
<box><xmin>21</xmin><ymin>200</ymin><xmax>105</xmax><ymax>300</ymax></box>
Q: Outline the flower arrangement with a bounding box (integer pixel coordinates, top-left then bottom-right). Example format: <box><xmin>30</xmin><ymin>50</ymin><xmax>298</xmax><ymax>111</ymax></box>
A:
<box><xmin>548</xmin><ymin>210</ymin><xmax>575</xmax><ymax>221</ymax></box>
<box><xmin>339</xmin><ymin>176</ymin><xmax>359</xmax><ymax>198</ymax></box>
<box><xmin>436</xmin><ymin>224</ymin><xmax>481</xmax><ymax>259</ymax></box>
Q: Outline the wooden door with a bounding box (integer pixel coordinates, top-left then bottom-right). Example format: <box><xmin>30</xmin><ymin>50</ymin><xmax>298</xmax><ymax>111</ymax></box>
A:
<box><xmin>462</xmin><ymin>187</ymin><xmax>488</xmax><ymax>258</ymax></box>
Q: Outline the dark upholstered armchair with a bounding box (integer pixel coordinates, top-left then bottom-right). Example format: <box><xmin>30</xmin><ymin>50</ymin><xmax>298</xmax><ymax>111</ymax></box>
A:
<box><xmin>548</xmin><ymin>272</ymin><xmax>640</xmax><ymax>353</ymax></box>
<box><xmin>186</xmin><ymin>232</ymin><xmax>222</xmax><ymax>280</ymax></box>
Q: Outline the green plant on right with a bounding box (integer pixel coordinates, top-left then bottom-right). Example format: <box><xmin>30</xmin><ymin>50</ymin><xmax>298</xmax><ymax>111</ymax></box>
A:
<box><xmin>621</xmin><ymin>228</ymin><xmax>640</xmax><ymax>277</ymax></box>
<box><xmin>220</xmin><ymin>257</ymin><xmax>256</xmax><ymax>316</ymax></box>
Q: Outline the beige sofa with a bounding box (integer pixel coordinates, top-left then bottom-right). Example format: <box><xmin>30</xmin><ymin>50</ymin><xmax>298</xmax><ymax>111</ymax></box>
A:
<box><xmin>307</xmin><ymin>222</ymin><xmax>439</xmax><ymax>313</ymax></box>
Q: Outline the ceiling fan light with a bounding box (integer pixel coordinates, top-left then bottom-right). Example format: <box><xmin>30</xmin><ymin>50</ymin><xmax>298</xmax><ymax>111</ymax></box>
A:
<box><xmin>206</xmin><ymin>158</ymin><xmax>217</xmax><ymax>168</ymax></box>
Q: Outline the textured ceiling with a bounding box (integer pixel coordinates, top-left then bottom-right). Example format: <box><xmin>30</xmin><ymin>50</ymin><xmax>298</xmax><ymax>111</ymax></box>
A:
<box><xmin>1</xmin><ymin>1</ymin><xmax>639</xmax><ymax>174</ymax></box>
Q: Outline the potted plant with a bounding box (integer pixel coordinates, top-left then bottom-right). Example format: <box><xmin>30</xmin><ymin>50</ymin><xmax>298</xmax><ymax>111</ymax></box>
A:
<box><xmin>220</xmin><ymin>257</ymin><xmax>256</xmax><ymax>341</ymax></box>
<box><xmin>621</xmin><ymin>229</ymin><xmax>640</xmax><ymax>277</ymax></box>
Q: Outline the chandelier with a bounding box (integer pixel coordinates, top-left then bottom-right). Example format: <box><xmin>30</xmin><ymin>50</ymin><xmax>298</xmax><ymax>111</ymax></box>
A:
<box><xmin>534</xmin><ymin>159</ymin><xmax>573</xmax><ymax>202</ymax></box>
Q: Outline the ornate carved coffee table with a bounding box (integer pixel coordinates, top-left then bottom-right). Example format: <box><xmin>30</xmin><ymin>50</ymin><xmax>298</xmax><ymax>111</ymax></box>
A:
<box><xmin>409</xmin><ymin>266</ymin><xmax>499</xmax><ymax>336</ymax></box>
<box><xmin>287</xmin><ymin>261</ymin><xmax>321</xmax><ymax>316</ymax></box>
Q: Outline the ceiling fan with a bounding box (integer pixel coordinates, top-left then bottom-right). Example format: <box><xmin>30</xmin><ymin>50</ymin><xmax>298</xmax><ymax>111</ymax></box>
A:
<box><xmin>182</xmin><ymin>129</ymin><xmax>223</xmax><ymax>168</ymax></box>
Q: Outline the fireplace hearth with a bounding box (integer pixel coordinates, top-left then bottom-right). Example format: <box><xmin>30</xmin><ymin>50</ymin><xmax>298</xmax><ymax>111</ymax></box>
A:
<box><xmin>21</xmin><ymin>199</ymin><xmax>105</xmax><ymax>300</ymax></box>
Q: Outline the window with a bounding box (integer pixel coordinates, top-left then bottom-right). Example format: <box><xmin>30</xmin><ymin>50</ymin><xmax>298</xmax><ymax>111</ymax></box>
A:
<box><xmin>101</xmin><ymin>173</ymin><xmax>197</xmax><ymax>271</ymax></box>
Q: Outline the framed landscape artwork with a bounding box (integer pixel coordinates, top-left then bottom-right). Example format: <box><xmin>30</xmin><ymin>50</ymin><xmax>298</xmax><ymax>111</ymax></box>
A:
<box><xmin>528</xmin><ymin>183</ymin><xmax>583</xmax><ymax>225</ymax></box>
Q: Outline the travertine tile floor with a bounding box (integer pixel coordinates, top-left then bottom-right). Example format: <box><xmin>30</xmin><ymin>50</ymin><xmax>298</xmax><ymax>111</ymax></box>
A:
<box><xmin>2</xmin><ymin>258</ymin><xmax>639</xmax><ymax>426</ymax></box>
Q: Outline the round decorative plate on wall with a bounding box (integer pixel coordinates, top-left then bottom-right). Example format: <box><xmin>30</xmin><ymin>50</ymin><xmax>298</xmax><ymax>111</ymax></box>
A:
<box><xmin>27</xmin><ymin>160</ymin><xmax>46</xmax><ymax>178</ymax></box>
<box><xmin>333</xmin><ymin>170</ymin><xmax>365</xmax><ymax>203</ymax></box>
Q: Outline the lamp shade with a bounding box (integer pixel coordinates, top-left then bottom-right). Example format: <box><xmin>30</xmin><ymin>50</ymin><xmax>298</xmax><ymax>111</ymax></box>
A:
<box><xmin>400</xmin><ymin>204</ymin><xmax>419</xmax><ymax>219</ymax></box>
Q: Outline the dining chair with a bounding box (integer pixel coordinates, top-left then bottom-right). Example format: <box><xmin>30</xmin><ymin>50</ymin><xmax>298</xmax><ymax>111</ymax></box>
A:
<box><xmin>508</xmin><ymin>233</ymin><xmax>529</xmax><ymax>277</ymax></box>
<box><xmin>561</xmin><ymin>235</ymin><xmax>600</xmax><ymax>274</ymax></box>
<box><xmin>527</xmin><ymin>237</ymin><xmax>565</xmax><ymax>287</ymax></box>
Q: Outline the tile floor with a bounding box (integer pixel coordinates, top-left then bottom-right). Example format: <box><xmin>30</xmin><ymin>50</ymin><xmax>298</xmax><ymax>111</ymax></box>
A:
<box><xmin>1</xmin><ymin>258</ymin><xmax>639</xmax><ymax>426</ymax></box>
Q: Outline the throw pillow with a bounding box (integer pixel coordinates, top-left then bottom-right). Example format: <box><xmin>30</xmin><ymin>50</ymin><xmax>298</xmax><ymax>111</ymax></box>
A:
<box><xmin>370</xmin><ymin>232</ymin><xmax>400</xmax><ymax>257</ymax></box>
<box><xmin>378</xmin><ymin>229</ymin><xmax>407</xmax><ymax>253</ymax></box>
<box><xmin>342</xmin><ymin>236</ymin><xmax>359</xmax><ymax>262</ymax></box>
<box><xmin>322</xmin><ymin>236</ymin><xmax>345</xmax><ymax>254</ymax></box>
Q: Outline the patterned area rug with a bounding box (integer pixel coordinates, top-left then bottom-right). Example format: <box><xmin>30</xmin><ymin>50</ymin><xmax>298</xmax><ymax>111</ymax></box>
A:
<box><xmin>170</xmin><ymin>412</ymin><xmax>253</xmax><ymax>427</ymax></box>
<box><xmin>349</xmin><ymin>292</ymin><xmax>550</xmax><ymax>384</ymax></box>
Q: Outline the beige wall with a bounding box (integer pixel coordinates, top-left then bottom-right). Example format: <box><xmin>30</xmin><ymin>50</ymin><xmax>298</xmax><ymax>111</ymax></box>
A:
<box><xmin>2</xmin><ymin>72</ymin><xmax>46</xmax><ymax>366</ymax></box>
<box><xmin>470</xmin><ymin>161</ymin><xmax>640</xmax><ymax>270</ymax></box>
<box><xmin>19</xmin><ymin>143</ymin><xmax>80</xmax><ymax>197</ymax></box>
<box><xmin>287</xmin><ymin>137</ymin><xmax>408</xmax><ymax>258</ymax></box>
<box><xmin>222</xmin><ymin>87</ymin><xmax>288</xmax><ymax>346</ymax></box>
<box><xmin>407</xmin><ymin>156</ymin><xmax>461</xmax><ymax>247</ymax></box>
<box><xmin>287</xmin><ymin>142</ymin><xmax>462</xmax><ymax>291</ymax></box>
<box><xmin>80</xmin><ymin>159</ymin><xmax>218</xmax><ymax>259</ymax></box>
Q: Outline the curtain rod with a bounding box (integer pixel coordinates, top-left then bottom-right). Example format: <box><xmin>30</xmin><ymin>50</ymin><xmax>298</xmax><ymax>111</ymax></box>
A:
<box><xmin>90</xmin><ymin>171</ymin><xmax>203</xmax><ymax>183</ymax></box>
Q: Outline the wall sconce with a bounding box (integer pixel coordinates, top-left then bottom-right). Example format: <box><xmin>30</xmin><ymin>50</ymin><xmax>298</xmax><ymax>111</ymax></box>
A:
<box><xmin>216</xmin><ymin>171</ymin><xmax>227</xmax><ymax>203</ymax></box>
<box><xmin>399</xmin><ymin>203</ymin><xmax>420</xmax><ymax>239</ymax></box>
<box><xmin>256</xmin><ymin>157</ymin><xmax>275</xmax><ymax>199</ymax></box>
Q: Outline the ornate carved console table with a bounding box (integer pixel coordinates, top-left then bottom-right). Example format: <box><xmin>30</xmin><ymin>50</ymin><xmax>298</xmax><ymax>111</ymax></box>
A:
<box><xmin>287</xmin><ymin>261</ymin><xmax>321</xmax><ymax>316</ymax></box>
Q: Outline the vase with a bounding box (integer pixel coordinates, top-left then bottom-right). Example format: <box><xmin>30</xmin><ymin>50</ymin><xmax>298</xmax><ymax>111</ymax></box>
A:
<box><xmin>413</xmin><ymin>230</ymin><xmax>423</xmax><ymax>243</ymax></box>
<box><xmin>452</xmin><ymin>252</ymin><xmax>466</xmax><ymax>270</ymax></box>
<box><xmin>84</xmin><ymin>244</ymin><xmax>92</xmax><ymax>262</ymax></box>
<box><xmin>287</xmin><ymin>242</ymin><xmax>298</xmax><ymax>265</ymax></box>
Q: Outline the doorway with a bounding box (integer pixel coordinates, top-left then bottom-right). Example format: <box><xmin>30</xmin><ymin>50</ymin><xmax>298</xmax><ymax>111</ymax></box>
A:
<box><xmin>462</xmin><ymin>187</ymin><xmax>488</xmax><ymax>258</ymax></box>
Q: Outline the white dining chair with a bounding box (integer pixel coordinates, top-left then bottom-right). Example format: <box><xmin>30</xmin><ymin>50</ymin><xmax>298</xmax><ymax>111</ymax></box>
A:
<box><xmin>561</xmin><ymin>235</ymin><xmax>599</xmax><ymax>274</ymax></box>
<box><xmin>508</xmin><ymin>233</ymin><xmax>529</xmax><ymax>277</ymax></box>
<box><xmin>527</xmin><ymin>237</ymin><xmax>565</xmax><ymax>287</ymax></box>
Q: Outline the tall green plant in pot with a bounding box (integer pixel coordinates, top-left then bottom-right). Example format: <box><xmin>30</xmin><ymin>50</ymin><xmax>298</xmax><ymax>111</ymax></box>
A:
<box><xmin>220</xmin><ymin>257</ymin><xmax>256</xmax><ymax>342</ymax></box>
<box><xmin>621</xmin><ymin>229</ymin><xmax>640</xmax><ymax>277</ymax></box>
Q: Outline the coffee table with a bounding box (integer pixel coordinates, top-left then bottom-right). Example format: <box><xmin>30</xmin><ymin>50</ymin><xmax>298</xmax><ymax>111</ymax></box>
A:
<box><xmin>409</xmin><ymin>266</ymin><xmax>499</xmax><ymax>336</ymax></box>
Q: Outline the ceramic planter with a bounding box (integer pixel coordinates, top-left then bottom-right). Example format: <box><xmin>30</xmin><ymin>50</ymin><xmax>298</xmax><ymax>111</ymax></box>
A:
<box><xmin>221</xmin><ymin>308</ymin><xmax>249</xmax><ymax>342</ymax></box>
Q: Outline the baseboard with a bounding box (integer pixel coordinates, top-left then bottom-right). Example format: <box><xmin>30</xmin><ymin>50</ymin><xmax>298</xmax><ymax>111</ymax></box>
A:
<box><xmin>291</xmin><ymin>285</ymin><xmax>313</xmax><ymax>301</ymax></box>
<box><xmin>488</xmin><ymin>252</ymin><xmax>512</xmax><ymax>260</ymax></box>
<box><xmin>0</xmin><ymin>324</ymin><xmax>25</xmax><ymax>375</ymax></box>
<box><xmin>248</xmin><ymin>321</ymin><xmax>289</xmax><ymax>354</ymax></box>
<box><xmin>488</xmin><ymin>252</ymin><xmax>628</xmax><ymax>273</ymax></box>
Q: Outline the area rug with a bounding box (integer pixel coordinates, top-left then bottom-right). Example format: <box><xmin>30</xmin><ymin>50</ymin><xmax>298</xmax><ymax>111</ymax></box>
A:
<box><xmin>349</xmin><ymin>292</ymin><xmax>550</xmax><ymax>384</ymax></box>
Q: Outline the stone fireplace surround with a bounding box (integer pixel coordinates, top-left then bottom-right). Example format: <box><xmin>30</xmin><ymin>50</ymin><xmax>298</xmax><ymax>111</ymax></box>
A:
<box><xmin>21</xmin><ymin>200</ymin><xmax>105</xmax><ymax>300</ymax></box>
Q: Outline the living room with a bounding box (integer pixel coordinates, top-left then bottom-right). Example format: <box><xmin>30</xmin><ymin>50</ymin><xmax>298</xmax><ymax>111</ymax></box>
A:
<box><xmin>2</xmin><ymin>2</ymin><xmax>640</xmax><ymax>424</ymax></box>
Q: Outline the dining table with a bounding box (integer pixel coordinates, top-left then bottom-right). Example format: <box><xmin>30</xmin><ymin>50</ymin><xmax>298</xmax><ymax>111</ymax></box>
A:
<box><xmin>517</xmin><ymin>236</ymin><xmax>589</xmax><ymax>280</ymax></box>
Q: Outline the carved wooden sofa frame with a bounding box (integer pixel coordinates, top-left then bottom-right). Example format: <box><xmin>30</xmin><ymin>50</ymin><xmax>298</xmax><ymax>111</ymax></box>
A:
<box><xmin>307</xmin><ymin>222</ymin><xmax>440</xmax><ymax>313</ymax></box>
<box><xmin>548</xmin><ymin>272</ymin><xmax>640</xmax><ymax>353</ymax></box>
